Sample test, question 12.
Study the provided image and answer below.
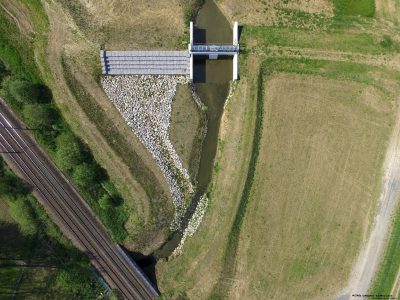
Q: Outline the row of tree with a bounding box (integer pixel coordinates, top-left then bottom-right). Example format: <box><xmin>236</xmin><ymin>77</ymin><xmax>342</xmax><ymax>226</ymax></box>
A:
<box><xmin>0</xmin><ymin>59</ymin><xmax>128</xmax><ymax>241</ymax></box>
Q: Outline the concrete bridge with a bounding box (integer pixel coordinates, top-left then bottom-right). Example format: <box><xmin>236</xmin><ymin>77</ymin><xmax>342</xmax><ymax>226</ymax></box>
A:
<box><xmin>189</xmin><ymin>21</ymin><xmax>239</xmax><ymax>80</ymax></box>
<box><xmin>100</xmin><ymin>21</ymin><xmax>239</xmax><ymax>81</ymax></box>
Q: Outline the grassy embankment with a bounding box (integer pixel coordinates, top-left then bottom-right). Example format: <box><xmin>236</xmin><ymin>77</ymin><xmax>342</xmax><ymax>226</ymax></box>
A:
<box><xmin>44</xmin><ymin>0</ymin><xmax>204</xmax><ymax>251</ymax></box>
<box><xmin>0</xmin><ymin>157</ymin><xmax>105</xmax><ymax>299</ymax></box>
<box><xmin>371</xmin><ymin>205</ymin><xmax>400</xmax><ymax>295</ymax></box>
<box><xmin>0</xmin><ymin>0</ymin><xmax>131</xmax><ymax>242</ymax></box>
<box><xmin>157</xmin><ymin>1</ymin><xmax>400</xmax><ymax>298</ymax></box>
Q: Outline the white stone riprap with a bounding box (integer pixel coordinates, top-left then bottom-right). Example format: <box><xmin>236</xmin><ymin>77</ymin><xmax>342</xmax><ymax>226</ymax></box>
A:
<box><xmin>172</xmin><ymin>193</ymin><xmax>209</xmax><ymax>256</ymax></box>
<box><xmin>101</xmin><ymin>75</ymin><xmax>194</xmax><ymax>229</ymax></box>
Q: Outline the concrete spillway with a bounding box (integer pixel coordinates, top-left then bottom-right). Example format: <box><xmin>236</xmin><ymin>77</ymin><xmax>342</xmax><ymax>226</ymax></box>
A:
<box><xmin>101</xmin><ymin>50</ymin><xmax>190</xmax><ymax>75</ymax></box>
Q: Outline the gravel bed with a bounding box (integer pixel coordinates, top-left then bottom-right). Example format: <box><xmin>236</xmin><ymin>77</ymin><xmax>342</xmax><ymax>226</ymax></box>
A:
<box><xmin>101</xmin><ymin>75</ymin><xmax>194</xmax><ymax>229</ymax></box>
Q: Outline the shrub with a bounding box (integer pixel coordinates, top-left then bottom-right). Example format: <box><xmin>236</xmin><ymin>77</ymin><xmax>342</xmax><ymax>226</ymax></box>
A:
<box><xmin>0</xmin><ymin>176</ymin><xmax>28</xmax><ymax>197</ymax></box>
<box><xmin>9</xmin><ymin>79</ymin><xmax>40</xmax><ymax>104</ymax></box>
<box><xmin>55</xmin><ymin>132</ymin><xmax>86</xmax><ymax>171</ymax></box>
<box><xmin>182</xmin><ymin>0</ymin><xmax>204</xmax><ymax>25</ymax></box>
<box><xmin>380</xmin><ymin>35</ymin><xmax>393</xmax><ymax>48</ymax></box>
<box><xmin>0</xmin><ymin>59</ymin><xmax>10</xmax><ymax>82</ymax></box>
<box><xmin>8</xmin><ymin>197</ymin><xmax>38</xmax><ymax>235</ymax></box>
<box><xmin>72</xmin><ymin>162</ymin><xmax>104</xmax><ymax>190</ymax></box>
<box><xmin>22</xmin><ymin>103</ymin><xmax>60</xmax><ymax>129</ymax></box>
<box><xmin>99</xmin><ymin>193</ymin><xmax>113</xmax><ymax>210</ymax></box>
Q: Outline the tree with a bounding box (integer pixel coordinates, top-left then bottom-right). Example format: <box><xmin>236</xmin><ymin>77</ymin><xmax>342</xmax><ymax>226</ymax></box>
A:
<box><xmin>22</xmin><ymin>104</ymin><xmax>60</xmax><ymax>129</ymax></box>
<box><xmin>72</xmin><ymin>162</ymin><xmax>103</xmax><ymax>190</ymax></box>
<box><xmin>0</xmin><ymin>176</ymin><xmax>28</xmax><ymax>197</ymax></box>
<box><xmin>0</xmin><ymin>59</ymin><xmax>10</xmax><ymax>82</ymax></box>
<box><xmin>8</xmin><ymin>198</ymin><xmax>38</xmax><ymax>235</ymax></box>
<box><xmin>55</xmin><ymin>132</ymin><xmax>85</xmax><ymax>171</ymax></box>
<box><xmin>9</xmin><ymin>79</ymin><xmax>40</xmax><ymax>104</ymax></box>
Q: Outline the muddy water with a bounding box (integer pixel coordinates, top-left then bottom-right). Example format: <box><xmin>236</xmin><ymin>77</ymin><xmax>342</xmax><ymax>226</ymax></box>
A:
<box><xmin>194</xmin><ymin>0</ymin><xmax>232</xmax><ymax>191</ymax></box>
<box><xmin>152</xmin><ymin>0</ymin><xmax>232</xmax><ymax>260</ymax></box>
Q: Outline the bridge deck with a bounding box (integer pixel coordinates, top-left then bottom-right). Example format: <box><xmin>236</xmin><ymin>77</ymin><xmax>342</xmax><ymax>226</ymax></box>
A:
<box><xmin>190</xmin><ymin>44</ymin><xmax>239</xmax><ymax>54</ymax></box>
<box><xmin>101</xmin><ymin>50</ymin><xmax>190</xmax><ymax>75</ymax></box>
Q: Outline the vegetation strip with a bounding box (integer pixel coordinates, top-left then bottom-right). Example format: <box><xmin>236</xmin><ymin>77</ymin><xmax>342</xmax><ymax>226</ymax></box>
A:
<box><xmin>0</xmin><ymin>157</ymin><xmax>104</xmax><ymax>298</ymax></box>
<box><xmin>371</xmin><ymin>206</ymin><xmax>400</xmax><ymax>295</ymax></box>
<box><xmin>210</xmin><ymin>64</ymin><xmax>265</xmax><ymax>298</ymax></box>
<box><xmin>0</xmin><ymin>1</ymin><xmax>128</xmax><ymax>242</ymax></box>
<box><xmin>61</xmin><ymin>59</ymin><xmax>174</xmax><ymax>243</ymax></box>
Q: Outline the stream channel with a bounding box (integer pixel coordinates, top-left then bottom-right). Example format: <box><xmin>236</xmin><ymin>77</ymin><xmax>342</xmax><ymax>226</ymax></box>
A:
<box><xmin>127</xmin><ymin>0</ymin><xmax>233</xmax><ymax>286</ymax></box>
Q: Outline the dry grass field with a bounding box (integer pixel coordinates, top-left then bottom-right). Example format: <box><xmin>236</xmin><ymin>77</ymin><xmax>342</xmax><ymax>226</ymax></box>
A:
<box><xmin>376</xmin><ymin>0</ymin><xmax>400</xmax><ymax>25</ymax></box>
<box><xmin>216</xmin><ymin>0</ymin><xmax>333</xmax><ymax>28</ymax></box>
<box><xmin>232</xmin><ymin>74</ymin><xmax>394</xmax><ymax>299</ymax></box>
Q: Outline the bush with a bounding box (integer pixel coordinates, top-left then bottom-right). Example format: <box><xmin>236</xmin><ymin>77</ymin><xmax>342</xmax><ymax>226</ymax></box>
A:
<box><xmin>0</xmin><ymin>176</ymin><xmax>28</xmax><ymax>197</ymax></box>
<box><xmin>0</xmin><ymin>159</ymin><xmax>29</xmax><ymax>196</ymax></box>
<box><xmin>0</xmin><ymin>59</ymin><xmax>10</xmax><ymax>82</ymax></box>
<box><xmin>55</xmin><ymin>132</ymin><xmax>86</xmax><ymax>171</ymax></box>
<box><xmin>22</xmin><ymin>103</ymin><xmax>60</xmax><ymax>129</ymax></box>
<box><xmin>99</xmin><ymin>193</ymin><xmax>113</xmax><ymax>210</ymax></box>
<box><xmin>8</xmin><ymin>197</ymin><xmax>38</xmax><ymax>235</ymax></box>
<box><xmin>9</xmin><ymin>79</ymin><xmax>40</xmax><ymax>104</ymax></box>
<box><xmin>380</xmin><ymin>35</ymin><xmax>393</xmax><ymax>48</ymax></box>
<box><xmin>72</xmin><ymin>162</ymin><xmax>105</xmax><ymax>190</ymax></box>
<box><xmin>11</xmin><ymin>80</ymin><xmax>52</xmax><ymax>104</ymax></box>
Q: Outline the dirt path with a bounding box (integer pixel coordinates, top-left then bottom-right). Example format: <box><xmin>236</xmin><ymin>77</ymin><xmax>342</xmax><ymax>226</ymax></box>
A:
<box><xmin>338</xmin><ymin>100</ymin><xmax>400</xmax><ymax>299</ymax></box>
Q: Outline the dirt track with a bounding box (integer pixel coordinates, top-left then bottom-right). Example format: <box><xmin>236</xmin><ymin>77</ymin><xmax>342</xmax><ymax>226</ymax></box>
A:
<box><xmin>340</xmin><ymin>99</ymin><xmax>400</xmax><ymax>299</ymax></box>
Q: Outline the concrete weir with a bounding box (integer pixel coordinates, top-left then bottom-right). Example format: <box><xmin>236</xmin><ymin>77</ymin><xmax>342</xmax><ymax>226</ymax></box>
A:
<box><xmin>100</xmin><ymin>22</ymin><xmax>239</xmax><ymax>81</ymax></box>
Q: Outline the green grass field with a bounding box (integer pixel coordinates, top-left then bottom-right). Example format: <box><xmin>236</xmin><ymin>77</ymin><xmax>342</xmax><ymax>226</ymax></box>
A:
<box><xmin>333</xmin><ymin>0</ymin><xmax>375</xmax><ymax>17</ymax></box>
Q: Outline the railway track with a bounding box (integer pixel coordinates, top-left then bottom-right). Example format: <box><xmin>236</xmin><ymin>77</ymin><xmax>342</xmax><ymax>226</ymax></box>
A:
<box><xmin>0</xmin><ymin>98</ymin><xmax>158</xmax><ymax>300</ymax></box>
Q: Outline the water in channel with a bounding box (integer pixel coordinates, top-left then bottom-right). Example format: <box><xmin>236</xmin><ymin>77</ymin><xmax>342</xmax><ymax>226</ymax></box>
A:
<box><xmin>194</xmin><ymin>0</ymin><xmax>232</xmax><ymax>191</ymax></box>
<box><xmin>151</xmin><ymin>0</ymin><xmax>232</xmax><ymax>261</ymax></box>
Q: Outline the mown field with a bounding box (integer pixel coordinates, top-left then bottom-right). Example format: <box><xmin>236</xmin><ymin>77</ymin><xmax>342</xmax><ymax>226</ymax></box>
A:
<box><xmin>233</xmin><ymin>72</ymin><xmax>393</xmax><ymax>299</ymax></box>
<box><xmin>157</xmin><ymin>0</ymin><xmax>400</xmax><ymax>299</ymax></box>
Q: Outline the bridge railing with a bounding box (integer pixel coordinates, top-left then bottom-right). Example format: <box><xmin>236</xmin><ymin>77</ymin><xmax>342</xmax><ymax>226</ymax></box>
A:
<box><xmin>191</xmin><ymin>44</ymin><xmax>239</xmax><ymax>53</ymax></box>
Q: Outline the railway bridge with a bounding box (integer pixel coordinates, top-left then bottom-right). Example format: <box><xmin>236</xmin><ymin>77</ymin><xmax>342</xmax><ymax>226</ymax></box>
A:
<box><xmin>101</xmin><ymin>21</ymin><xmax>239</xmax><ymax>81</ymax></box>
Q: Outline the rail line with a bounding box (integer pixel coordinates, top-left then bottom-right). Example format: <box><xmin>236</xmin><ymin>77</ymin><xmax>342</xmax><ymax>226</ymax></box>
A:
<box><xmin>0</xmin><ymin>98</ymin><xmax>158</xmax><ymax>299</ymax></box>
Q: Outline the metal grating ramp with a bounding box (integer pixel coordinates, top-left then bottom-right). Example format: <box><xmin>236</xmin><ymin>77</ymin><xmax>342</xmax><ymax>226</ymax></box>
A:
<box><xmin>100</xmin><ymin>50</ymin><xmax>190</xmax><ymax>75</ymax></box>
